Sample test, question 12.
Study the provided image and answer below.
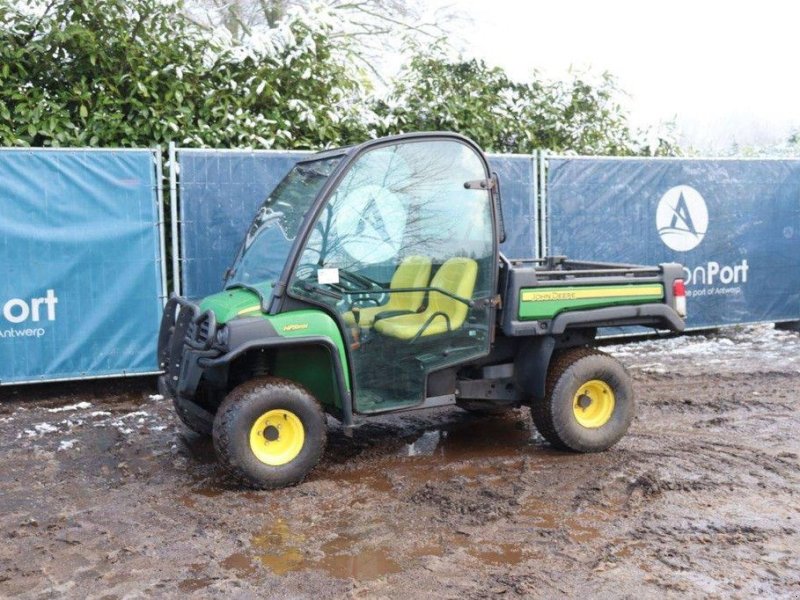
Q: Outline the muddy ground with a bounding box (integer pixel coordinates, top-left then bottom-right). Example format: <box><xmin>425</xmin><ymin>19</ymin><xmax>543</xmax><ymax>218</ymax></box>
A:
<box><xmin>0</xmin><ymin>325</ymin><xmax>799</xmax><ymax>599</ymax></box>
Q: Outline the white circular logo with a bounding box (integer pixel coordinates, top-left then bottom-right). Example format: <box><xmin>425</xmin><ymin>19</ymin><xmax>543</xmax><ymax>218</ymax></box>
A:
<box><xmin>332</xmin><ymin>184</ymin><xmax>407</xmax><ymax>264</ymax></box>
<box><xmin>656</xmin><ymin>185</ymin><xmax>708</xmax><ymax>252</ymax></box>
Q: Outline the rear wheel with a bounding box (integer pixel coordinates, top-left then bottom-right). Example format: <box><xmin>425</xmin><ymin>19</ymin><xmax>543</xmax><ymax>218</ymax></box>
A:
<box><xmin>213</xmin><ymin>377</ymin><xmax>327</xmax><ymax>489</ymax></box>
<box><xmin>532</xmin><ymin>347</ymin><xmax>634</xmax><ymax>452</ymax></box>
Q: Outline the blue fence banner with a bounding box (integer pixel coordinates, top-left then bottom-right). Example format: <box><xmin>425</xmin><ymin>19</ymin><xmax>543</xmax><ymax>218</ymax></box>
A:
<box><xmin>547</xmin><ymin>157</ymin><xmax>800</xmax><ymax>329</ymax></box>
<box><xmin>488</xmin><ymin>155</ymin><xmax>537</xmax><ymax>260</ymax></box>
<box><xmin>0</xmin><ymin>149</ymin><xmax>166</xmax><ymax>383</ymax></box>
<box><xmin>177</xmin><ymin>150</ymin><xmax>538</xmax><ymax>299</ymax></box>
<box><xmin>177</xmin><ymin>149</ymin><xmax>310</xmax><ymax>299</ymax></box>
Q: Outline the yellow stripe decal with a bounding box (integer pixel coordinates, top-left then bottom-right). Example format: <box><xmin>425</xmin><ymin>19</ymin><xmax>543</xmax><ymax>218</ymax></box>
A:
<box><xmin>237</xmin><ymin>305</ymin><xmax>261</xmax><ymax>315</ymax></box>
<box><xmin>521</xmin><ymin>285</ymin><xmax>663</xmax><ymax>303</ymax></box>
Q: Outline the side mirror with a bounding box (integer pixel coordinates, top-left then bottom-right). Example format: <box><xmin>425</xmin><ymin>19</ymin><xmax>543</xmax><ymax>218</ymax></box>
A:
<box><xmin>463</xmin><ymin>174</ymin><xmax>506</xmax><ymax>244</ymax></box>
<box><xmin>491</xmin><ymin>172</ymin><xmax>506</xmax><ymax>244</ymax></box>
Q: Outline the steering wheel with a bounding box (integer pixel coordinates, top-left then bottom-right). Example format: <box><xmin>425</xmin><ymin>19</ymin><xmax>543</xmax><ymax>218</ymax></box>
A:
<box><xmin>294</xmin><ymin>263</ymin><xmax>318</xmax><ymax>281</ymax></box>
<box><xmin>339</xmin><ymin>270</ymin><xmax>391</xmax><ymax>307</ymax></box>
<box><xmin>338</xmin><ymin>269</ymin><xmax>376</xmax><ymax>290</ymax></box>
<box><xmin>350</xmin><ymin>295</ymin><xmax>381</xmax><ymax>308</ymax></box>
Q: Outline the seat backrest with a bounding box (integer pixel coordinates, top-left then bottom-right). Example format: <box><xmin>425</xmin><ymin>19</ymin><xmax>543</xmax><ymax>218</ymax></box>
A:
<box><xmin>427</xmin><ymin>257</ymin><xmax>478</xmax><ymax>329</ymax></box>
<box><xmin>385</xmin><ymin>255</ymin><xmax>432</xmax><ymax>311</ymax></box>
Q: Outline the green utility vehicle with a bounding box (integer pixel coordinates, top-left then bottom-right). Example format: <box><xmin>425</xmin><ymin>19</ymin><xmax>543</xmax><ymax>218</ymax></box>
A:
<box><xmin>158</xmin><ymin>132</ymin><xmax>686</xmax><ymax>489</ymax></box>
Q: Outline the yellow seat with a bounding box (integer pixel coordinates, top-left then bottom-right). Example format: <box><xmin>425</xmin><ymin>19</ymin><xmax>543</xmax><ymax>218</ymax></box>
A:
<box><xmin>373</xmin><ymin>257</ymin><xmax>478</xmax><ymax>340</ymax></box>
<box><xmin>343</xmin><ymin>256</ymin><xmax>432</xmax><ymax>328</ymax></box>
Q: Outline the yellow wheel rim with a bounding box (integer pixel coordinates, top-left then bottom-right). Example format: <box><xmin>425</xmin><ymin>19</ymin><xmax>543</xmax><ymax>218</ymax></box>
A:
<box><xmin>572</xmin><ymin>380</ymin><xmax>615</xmax><ymax>428</ymax></box>
<box><xmin>249</xmin><ymin>409</ymin><xmax>305</xmax><ymax>466</ymax></box>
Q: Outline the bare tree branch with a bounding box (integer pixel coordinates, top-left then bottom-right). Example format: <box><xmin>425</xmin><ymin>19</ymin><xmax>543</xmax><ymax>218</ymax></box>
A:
<box><xmin>182</xmin><ymin>0</ymin><xmax>459</xmax><ymax>50</ymax></box>
<box><xmin>21</xmin><ymin>0</ymin><xmax>59</xmax><ymax>46</ymax></box>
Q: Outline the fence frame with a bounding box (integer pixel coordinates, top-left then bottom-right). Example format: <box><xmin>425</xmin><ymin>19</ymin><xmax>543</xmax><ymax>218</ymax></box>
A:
<box><xmin>542</xmin><ymin>152</ymin><xmax>800</xmax><ymax>330</ymax></box>
<box><xmin>0</xmin><ymin>146</ymin><xmax>169</xmax><ymax>384</ymax></box>
<box><xmin>167</xmin><ymin>146</ymin><xmax>315</xmax><ymax>297</ymax></box>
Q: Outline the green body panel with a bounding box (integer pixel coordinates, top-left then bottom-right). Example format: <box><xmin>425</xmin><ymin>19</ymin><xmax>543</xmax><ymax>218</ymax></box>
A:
<box><xmin>200</xmin><ymin>287</ymin><xmax>351</xmax><ymax>411</ymax></box>
<box><xmin>199</xmin><ymin>282</ymin><xmax>273</xmax><ymax>324</ymax></box>
<box><xmin>266</xmin><ymin>310</ymin><xmax>351</xmax><ymax>391</ymax></box>
<box><xmin>265</xmin><ymin>310</ymin><xmax>351</xmax><ymax>411</ymax></box>
<box><xmin>271</xmin><ymin>345</ymin><xmax>343</xmax><ymax>410</ymax></box>
<box><xmin>519</xmin><ymin>283</ymin><xmax>665</xmax><ymax>320</ymax></box>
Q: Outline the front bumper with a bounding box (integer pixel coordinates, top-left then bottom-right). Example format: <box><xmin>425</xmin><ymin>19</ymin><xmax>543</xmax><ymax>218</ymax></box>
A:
<box><xmin>157</xmin><ymin>294</ymin><xmax>219</xmax><ymax>399</ymax></box>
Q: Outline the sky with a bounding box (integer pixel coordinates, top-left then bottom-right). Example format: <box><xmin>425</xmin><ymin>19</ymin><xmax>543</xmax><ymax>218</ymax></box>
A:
<box><xmin>432</xmin><ymin>0</ymin><xmax>800</xmax><ymax>153</ymax></box>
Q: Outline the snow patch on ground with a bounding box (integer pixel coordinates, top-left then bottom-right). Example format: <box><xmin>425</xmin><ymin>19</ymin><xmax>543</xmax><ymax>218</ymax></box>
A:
<box><xmin>58</xmin><ymin>440</ymin><xmax>78</xmax><ymax>452</ymax></box>
<box><xmin>607</xmin><ymin>324</ymin><xmax>800</xmax><ymax>376</ymax></box>
<box><xmin>21</xmin><ymin>422</ymin><xmax>59</xmax><ymax>438</ymax></box>
<box><xmin>122</xmin><ymin>411</ymin><xmax>149</xmax><ymax>419</ymax></box>
<box><xmin>108</xmin><ymin>411</ymin><xmax>159</xmax><ymax>436</ymax></box>
<box><xmin>15</xmin><ymin>405</ymin><xmax>168</xmax><ymax>444</ymax></box>
<box><xmin>47</xmin><ymin>402</ymin><xmax>91</xmax><ymax>413</ymax></box>
<box><xmin>148</xmin><ymin>394</ymin><xmax>164</xmax><ymax>401</ymax></box>
<box><xmin>113</xmin><ymin>423</ymin><xmax>134</xmax><ymax>435</ymax></box>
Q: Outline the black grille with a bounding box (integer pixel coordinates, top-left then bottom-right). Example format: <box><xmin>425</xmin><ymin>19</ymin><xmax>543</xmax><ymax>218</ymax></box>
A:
<box><xmin>157</xmin><ymin>296</ymin><xmax>217</xmax><ymax>395</ymax></box>
<box><xmin>157</xmin><ymin>297</ymin><xmax>181</xmax><ymax>371</ymax></box>
<box><xmin>186</xmin><ymin>310</ymin><xmax>215</xmax><ymax>350</ymax></box>
<box><xmin>167</xmin><ymin>305</ymin><xmax>195</xmax><ymax>384</ymax></box>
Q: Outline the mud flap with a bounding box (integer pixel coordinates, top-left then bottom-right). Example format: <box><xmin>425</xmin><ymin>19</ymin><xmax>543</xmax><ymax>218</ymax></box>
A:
<box><xmin>157</xmin><ymin>375</ymin><xmax>174</xmax><ymax>400</ymax></box>
<box><xmin>514</xmin><ymin>336</ymin><xmax>556</xmax><ymax>403</ymax></box>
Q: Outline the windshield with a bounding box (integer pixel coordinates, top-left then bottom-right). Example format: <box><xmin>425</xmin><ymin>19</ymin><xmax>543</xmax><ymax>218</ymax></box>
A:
<box><xmin>225</xmin><ymin>156</ymin><xmax>341</xmax><ymax>289</ymax></box>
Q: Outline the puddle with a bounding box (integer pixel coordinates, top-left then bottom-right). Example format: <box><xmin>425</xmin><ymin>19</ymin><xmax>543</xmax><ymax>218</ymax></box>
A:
<box><xmin>233</xmin><ymin>417</ymin><xmax>608</xmax><ymax>580</ymax></box>
<box><xmin>221</xmin><ymin>552</ymin><xmax>256</xmax><ymax>575</ymax></box>
<box><xmin>321</xmin><ymin>416</ymin><xmax>567</xmax><ymax>495</ymax></box>
<box><xmin>468</xmin><ymin>543</ymin><xmax>524</xmax><ymax>565</ymax></box>
<box><xmin>248</xmin><ymin>516</ymin><xmax>528</xmax><ymax>580</ymax></box>
<box><xmin>316</xmin><ymin>549</ymin><xmax>402</xmax><ymax>579</ymax></box>
<box><xmin>612</xmin><ymin>541</ymin><xmax>644</xmax><ymax>560</ymax></box>
<box><xmin>178</xmin><ymin>577</ymin><xmax>214</xmax><ymax>592</ymax></box>
<box><xmin>256</xmin><ymin>547</ymin><xmax>306</xmax><ymax>576</ymax></box>
<box><xmin>519</xmin><ymin>497</ymin><xmax>611</xmax><ymax>544</ymax></box>
<box><xmin>328</xmin><ymin>455</ymin><xmax>532</xmax><ymax>497</ymax></box>
<box><xmin>249</xmin><ymin>520</ymin><xmax>403</xmax><ymax>580</ymax></box>
<box><xmin>318</xmin><ymin>533</ymin><xmax>402</xmax><ymax>580</ymax></box>
<box><xmin>192</xmin><ymin>487</ymin><xmax>224</xmax><ymax>498</ymax></box>
<box><xmin>404</xmin><ymin>417</ymin><xmax>536</xmax><ymax>460</ymax></box>
<box><xmin>406</xmin><ymin>430</ymin><xmax>443</xmax><ymax>456</ymax></box>
<box><xmin>326</xmin><ymin>468</ymin><xmax>395</xmax><ymax>493</ymax></box>
<box><xmin>567</xmin><ymin>519</ymin><xmax>601</xmax><ymax>543</ymax></box>
<box><xmin>519</xmin><ymin>499</ymin><xmax>560</xmax><ymax>529</ymax></box>
<box><xmin>413</xmin><ymin>543</ymin><xmax>448</xmax><ymax>557</ymax></box>
<box><xmin>327</xmin><ymin>416</ymin><xmax>542</xmax><ymax>491</ymax></box>
<box><xmin>252</xmin><ymin>520</ymin><xmax>307</xmax><ymax>576</ymax></box>
<box><xmin>407</xmin><ymin>535</ymin><xmax>524</xmax><ymax>568</ymax></box>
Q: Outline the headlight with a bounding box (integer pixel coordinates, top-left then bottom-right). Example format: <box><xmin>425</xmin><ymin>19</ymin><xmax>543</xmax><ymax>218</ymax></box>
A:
<box><xmin>215</xmin><ymin>325</ymin><xmax>230</xmax><ymax>348</ymax></box>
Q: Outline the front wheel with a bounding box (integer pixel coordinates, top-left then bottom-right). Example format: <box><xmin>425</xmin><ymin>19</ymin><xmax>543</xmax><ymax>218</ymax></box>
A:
<box><xmin>213</xmin><ymin>377</ymin><xmax>327</xmax><ymax>489</ymax></box>
<box><xmin>532</xmin><ymin>347</ymin><xmax>634</xmax><ymax>452</ymax></box>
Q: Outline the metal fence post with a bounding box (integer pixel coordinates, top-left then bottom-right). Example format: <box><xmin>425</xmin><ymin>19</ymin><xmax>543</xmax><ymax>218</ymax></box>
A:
<box><xmin>532</xmin><ymin>151</ymin><xmax>539</xmax><ymax>259</ymax></box>
<box><xmin>168</xmin><ymin>142</ymin><xmax>181</xmax><ymax>296</ymax></box>
<box><xmin>154</xmin><ymin>147</ymin><xmax>168</xmax><ymax>306</ymax></box>
<box><xmin>539</xmin><ymin>151</ymin><xmax>549</xmax><ymax>257</ymax></box>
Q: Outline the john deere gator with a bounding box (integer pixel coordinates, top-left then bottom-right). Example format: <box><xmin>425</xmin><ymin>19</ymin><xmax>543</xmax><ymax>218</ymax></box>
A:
<box><xmin>158</xmin><ymin>132</ymin><xmax>686</xmax><ymax>489</ymax></box>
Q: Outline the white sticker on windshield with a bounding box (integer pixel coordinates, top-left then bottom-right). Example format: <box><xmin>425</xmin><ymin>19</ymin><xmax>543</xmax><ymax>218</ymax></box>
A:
<box><xmin>317</xmin><ymin>268</ymin><xmax>340</xmax><ymax>285</ymax></box>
